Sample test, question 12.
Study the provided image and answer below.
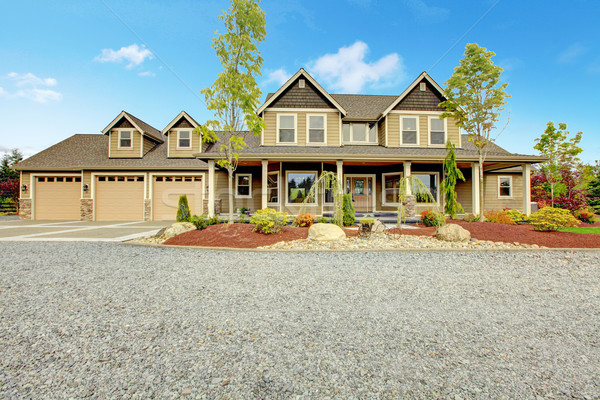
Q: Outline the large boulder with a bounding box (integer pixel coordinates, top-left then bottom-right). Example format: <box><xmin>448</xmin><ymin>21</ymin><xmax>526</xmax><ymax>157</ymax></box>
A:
<box><xmin>435</xmin><ymin>223</ymin><xmax>471</xmax><ymax>242</ymax></box>
<box><xmin>308</xmin><ymin>223</ymin><xmax>346</xmax><ymax>241</ymax></box>
<box><xmin>161</xmin><ymin>222</ymin><xmax>196</xmax><ymax>240</ymax></box>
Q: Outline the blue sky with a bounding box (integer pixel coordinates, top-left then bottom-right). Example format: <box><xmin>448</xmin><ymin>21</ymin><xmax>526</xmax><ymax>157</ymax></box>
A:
<box><xmin>1</xmin><ymin>0</ymin><xmax>598</xmax><ymax>164</ymax></box>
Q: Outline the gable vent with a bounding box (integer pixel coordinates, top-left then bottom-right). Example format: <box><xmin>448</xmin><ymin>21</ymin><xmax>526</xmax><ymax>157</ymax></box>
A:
<box><xmin>419</xmin><ymin>82</ymin><xmax>426</xmax><ymax>91</ymax></box>
<box><xmin>299</xmin><ymin>79</ymin><xmax>305</xmax><ymax>88</ymax></box>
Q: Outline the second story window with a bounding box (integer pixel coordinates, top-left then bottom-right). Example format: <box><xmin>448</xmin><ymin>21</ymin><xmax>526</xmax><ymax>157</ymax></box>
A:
<box><xmin>343</xmin><ymin>123</ymin><xmax>377</xmax><ymax>144</ymax></box>
<box><xmin>119</xmin><ymin>130</ymin><xmax>132</xmax><ymax>148</ymax></box>
<box><xmin>401</xmin><ymin>116</ymin><xmax>419</xmax><ymax>145</ymax></box>
<box><xmin>429</xmin><ymin>117</ymin><xmax>446</xmax><ymax>146</ymax></box>
<box><xmin>177</xmin><ymin>130</ymin><xmax>191</xmax><ymax>149</ymax></box>
<box><xmin>307</xmin><ymin>114</ymin><xmax>326</xmax><ymax>144</ymax></box>
<box><xmin>277</xmin><ymin>114</ymin><xmax>296</xmax><ymax>144</ymax></box>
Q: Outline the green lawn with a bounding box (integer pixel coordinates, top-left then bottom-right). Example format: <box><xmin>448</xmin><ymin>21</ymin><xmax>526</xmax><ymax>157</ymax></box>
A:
<box><xmin>560</xmin><ymin>227</ymin><xmax>600</xmax><ymax>234</ymax></box>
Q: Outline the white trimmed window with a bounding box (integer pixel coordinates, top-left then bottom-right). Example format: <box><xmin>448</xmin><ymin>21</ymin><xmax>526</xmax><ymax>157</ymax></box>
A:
<box><xmin>400</xmin><ymin>116</ymin><xmax>419</xmax><ymax>145</ymax></box>
<box><xmin>382</xmin><ymin>172</ymin><xmax>403</xmax><ymax>205</ymax></box>
<box><xmin>428</xmin><ymin>117</ymin><xmax>446</xmax><ymax>146</ymax></box>
<box><xmin>306</xmin><ymin>114</ymin><xmax>326</xmax><ymax>144</ymax></box>
<box><xmin>498</xmin><ymin>176</ymin><xmax>512</xmax><ymax>198</ymax></box>
<box><xmin>413</xmin><ymin>172</ymin><xmax>439</xmax><ymax>203</ymax></box>
<box><xmin>118</xmin><ymin>130</ymin><xmax>132</xmax><ymax>149</ymax></box>
<box><xmin>177</xmin><ymin>130</ymin><xmax>191</xmax><ymax>149</ymax></box>
<box><xmin>286</xmin><ymin>171</ymin><xmax>317</xmax><ymax>204</ymax></box>
<box><xmin>277</xmin><ymin>114</ymin><xmax>297</xmax><ymax>144</ymax></box>
<box><xmin>342</xmin><ymin>122</ymin><xmax>377</xmax><ymax>144</ymax></box>
<box><xmin>235</xmin><ymin>174</ymin><xmax>252</xmax><ymax>198</ymax></box>
<box><xmin>267</xmin><ymin>171</ymin><xmax>279</xmax><ymax>204</ymax></box>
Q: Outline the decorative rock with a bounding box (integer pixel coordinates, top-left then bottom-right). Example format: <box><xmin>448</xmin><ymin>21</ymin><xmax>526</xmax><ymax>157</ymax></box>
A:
<box><xmin>161</xmin><ymin>222</ymin><xmax>196</xmax><ymax>240</ymax></box>
<box><xmin>371</xmin><ymin>219</ymin><xmax>386</xmax><ymax>233</ymax></box>
<box><xmin>308</xmin><ymin>223</ymin><xmax>346</xmax><ymax>241</ymax></box>
<box><xmin>435</xmin><ymin>224</ymin><xmax>471</xmax><ymax>242</ymax></box>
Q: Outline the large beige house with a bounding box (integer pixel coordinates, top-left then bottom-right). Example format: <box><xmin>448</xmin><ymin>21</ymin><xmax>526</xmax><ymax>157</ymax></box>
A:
<box><xmin>16</xmin><ymin>69</ymin><xmax>544</xmax><ymax>221</ymax></box>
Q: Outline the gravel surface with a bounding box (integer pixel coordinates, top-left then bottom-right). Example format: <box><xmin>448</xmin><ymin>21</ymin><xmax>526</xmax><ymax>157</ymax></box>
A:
<box><xmin>1</xmin><ymin>242</ymin><xmax>599</xmax><ymax>399</ymax></box>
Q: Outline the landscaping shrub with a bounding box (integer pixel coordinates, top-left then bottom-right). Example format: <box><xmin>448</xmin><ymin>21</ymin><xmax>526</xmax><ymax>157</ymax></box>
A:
<box><xmin>316</xmin><ymin>216</ymin><xmax>328</xmax><ymax>224</ymax></box>
<box><xmin>250</xmin><ymin>208</ymin><xmax>290</xmax><ymax>234</ymax></box>
<box><xmin>574</xmin><ymin>208</ymin><xmax>595</xmax><ymax>224</ymax></box>
<box><xmin>342</xmin><ymin>194</ymin><xmax>355</xmax><ymax>226</ymax></box>
<box><xmin>420</xmin><ymin>210</ymin><xmax>446</xmax><ymax>227</ymax></box>
<box><xmin>294</xmin><ymin>213</ymin><xmax>315</xmax><ymax>227</ymax></box>
<box><xmin>528</xmin><ymin>207</ymin><xmax>579</xmax><ymax>231</ymax></box>
<box><xmin>176</xmin><ymin>195</ymin><xmax>191</xmax><ymax>222</ymax></box>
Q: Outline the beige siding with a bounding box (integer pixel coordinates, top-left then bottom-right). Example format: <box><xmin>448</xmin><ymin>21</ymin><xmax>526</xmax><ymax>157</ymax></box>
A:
<box><xmin>109</xmin><ymin>130</ymin><xmax>142</xmax><ymax>158</ymax></box>
<box><xmin>483</xmin><ymin>173</ymin><xmax>523</xmax><ymax>211</ymax></box>
<box><xmin>167</xmin><ymin>130</ymin><xmax>202</xmax><ymax>158</ymax></box>
<box><xmin>378</xmin><ymin>117</ymin><xmax>386</xmax><ymax>146</ymax></box>
<box><xmin>21</xmin><ymin>172</ymin><xmax>31</xmax><ymax>199</ymax></box>
<box><xmin>262</xmin><ymin>110</ymin><xmax>341</xmax><ymax>146</ymax></box>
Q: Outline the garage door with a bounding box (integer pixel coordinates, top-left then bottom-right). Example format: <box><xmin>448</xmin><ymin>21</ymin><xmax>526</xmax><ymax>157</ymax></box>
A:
<box><xmin>152</xmin><ymin>175</ymin><xmax>203</xmax><ymax>221</ymax></box>
<box><xmin>34</xmin><ymin>176</ymin><xmax>81</xmax><ymax>220</ymax></box>
<box><xmin>95</xmin><ymin>176</ymin><xmax>144</xmax><ymax>221</ymax></box>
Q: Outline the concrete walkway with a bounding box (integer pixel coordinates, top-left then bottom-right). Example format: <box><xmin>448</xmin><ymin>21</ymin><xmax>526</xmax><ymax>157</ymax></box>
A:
<box><xmin>0</xmin><ymin>220</ymin><xmax>170</xmax><ymax>242</ymax></box>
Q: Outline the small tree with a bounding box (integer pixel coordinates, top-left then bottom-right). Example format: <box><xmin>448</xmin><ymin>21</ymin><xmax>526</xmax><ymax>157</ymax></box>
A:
<box><xmin>441</xmin><ymin>141</ymin><xmax>465</xmax><ymax>218</ymax></box>
<box><xmin>440</xmin><ymin>43</ymin><xmax>510</xmax><ymax>221</ymax></box>
<box><xmin>533</xmin><ymin>121</ymin><xmax>583</xmax><ymax>207</ymax></box>
<box><xmin>176</xmin><ymin>195</ymin><xmax>191</xmax><ymax>222</ymax></box>
<box><xmin>197</xmin><ymin>0</ymin><xmax>266</xmax><ymax>222</ymax></box>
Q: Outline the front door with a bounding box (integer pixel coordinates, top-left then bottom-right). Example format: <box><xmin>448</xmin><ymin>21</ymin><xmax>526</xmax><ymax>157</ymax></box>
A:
<box><xmin>347</xmin><ymin>177</ymin><xmax>372</xmax><ymax>212</ymax></box>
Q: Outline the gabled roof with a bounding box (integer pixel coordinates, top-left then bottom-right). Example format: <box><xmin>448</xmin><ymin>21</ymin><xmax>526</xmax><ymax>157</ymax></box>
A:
<box><xmin>257</xmin><ymin>68</ymin><xmax>347</xmax><ymax>116</ymax></box>
<box><xmin>381</xmin><ymin>71</ymin><xmax>451</xmax><ymax>118</ymax></box>
<box><xmin>162</xmin><ymin>111</ymin><xmax>200</xmax><ymax>134</ymax></box>
<box><xmin>101</xmin><ymin>111</ymin><xmax>164</xmax><ymax>143</ymax></box>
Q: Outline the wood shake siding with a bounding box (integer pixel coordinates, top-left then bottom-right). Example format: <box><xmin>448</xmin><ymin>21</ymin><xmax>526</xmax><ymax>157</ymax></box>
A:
<box><xmin>378</xmin><ymin>116</ymin><xmax>386</xmax><ymax>146</ymax></box>
<box><xmin>109</xmin><ymin>130</ymin><xmax>142</xmax><ymax>158</ymax></box>
<box><xmin>168</xmin><ymin>130</ymin><xmax>200</xmax><ymax>158</ymax></box>
<box><xmin>262</xmin><ymin>110</ymin><xmax>340</xmax><ymax>146</ymax></box>
<box><xmin>483</xmin><ymin>173</ymin><xmax>523</xmax><ymax>211</ymax></box>
<box><xmin>270</xmin><ymin>78</ymin><xmax>336</xmax><ymax>109</ymax></box>
<box><xmin>394</xmin><ymin>80</ymin><xmax>445</xmax><ymax>111</ymax></box>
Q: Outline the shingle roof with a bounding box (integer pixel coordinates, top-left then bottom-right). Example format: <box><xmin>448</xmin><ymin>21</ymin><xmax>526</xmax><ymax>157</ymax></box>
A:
<box><xmin>15</xmin><ymin>134</ymin><xmax>207</xmax><ymax>171</ymax></box>
<box><xmin>123</xmin><ymin>111</ymin><xmax>164</xmax><ymax>142</ymax></box>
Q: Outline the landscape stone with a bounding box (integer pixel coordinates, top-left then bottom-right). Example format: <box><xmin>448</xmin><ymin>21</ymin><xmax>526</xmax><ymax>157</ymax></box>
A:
<box><xmin>308</xmin><ymin>223</ymin><xmax>346</xmax><ymax>241</ymax></box>
<box><xmin>435</xmin><ymin>224</ymin><xmax>471</xmax><ymax>242</ymax></box>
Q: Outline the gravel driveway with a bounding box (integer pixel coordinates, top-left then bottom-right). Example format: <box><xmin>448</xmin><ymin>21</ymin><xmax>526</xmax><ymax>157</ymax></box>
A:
<box><xmin>1</xmin><ymin>243</ymin><xmax>599</xmax><ymax>399</ymax></box>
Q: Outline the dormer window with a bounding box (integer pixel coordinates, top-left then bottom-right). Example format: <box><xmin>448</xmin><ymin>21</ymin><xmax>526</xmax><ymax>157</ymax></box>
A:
<box><xmin>342</xmin><ymin>123</ymin><xmax>377</xmax><ymax>144</ymax></box>
<box><xmin>177</xmin><ymin>130</ymin><xmax>191</xmax><ymax>149</ymax></box>
<box><xmin>118</xmin><ymin>130</ymin><xmax>132</xmax><ymax>149</ymax></box>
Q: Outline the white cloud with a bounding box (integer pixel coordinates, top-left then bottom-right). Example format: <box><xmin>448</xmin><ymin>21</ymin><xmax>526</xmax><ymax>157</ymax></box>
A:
<box><xmin>311</xmin><ymin>41</ymin><xmax>404</xmax><ymax>93</ymax></box>
<box><xmin>1</xmin><ymin>72</ymin><xmax>62</xmax><ymax>103</ymax></box>
<box><xmin>138</xmin><ymin>71</ymin><xmax>156</xmax><ymax>77</ymax></box>
<box><xmin>558</xmin><ymin>42</ymin><xmax>587</xmax><ymax>64</ymax></box>
<box><xmin>264</xmin><ymin>68</ymin><xmax>291</xmax><ymax>86</ymax></box>
<box><xmin>95</xmin><ymin>43</ymin><xmax>153</xmax><ymax>69</ymax></box>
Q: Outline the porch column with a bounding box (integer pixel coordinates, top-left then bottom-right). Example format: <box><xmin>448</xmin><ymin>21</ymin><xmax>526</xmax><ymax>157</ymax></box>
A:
<box><xmin>261</xmin><ymin>160</ymin><xmax>268</xmax><ymax>209</ymax></box>
<box><xmin>403</xmin><ymin>161</ymin><xmax>412</xmax><ymax>195</ymax></box>
<box><xmin>207</xmin><ymin>160</ymin><xmax>215</xmax><ymax>217</ymax></box>
<box><xmin>522</xmin><ymin>163</ymin><xmax>532</xmax><ymax>216</ymax></box>
<box><xmin>336</xmin><ymin>160</ymin><xmax>343</xmax><ymax>191</ymax></box>
<box><xmin>471</xmin><ymin>162</ymin><xmax>480</xmax><ymax>215</ymax></box>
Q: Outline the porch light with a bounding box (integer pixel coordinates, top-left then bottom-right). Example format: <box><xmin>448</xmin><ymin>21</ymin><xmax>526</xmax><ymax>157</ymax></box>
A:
<box><xmin>21</xmin><ymin>184</ymin><xmax>27</xmax><ymax>191</ymax></box>
<box><xmin>82</xmin><ymin>184</ymin><xmax>89</xmax><ymax>192</ymax></box>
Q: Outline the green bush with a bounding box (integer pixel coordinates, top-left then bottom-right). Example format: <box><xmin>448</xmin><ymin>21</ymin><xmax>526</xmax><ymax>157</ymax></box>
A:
<box><xmin>342</xmin><ymin>194</ymin><xmax>355</xmax><ymax>226</ymax></box>
<box><xmin>176</xmin><ymin>195</ymin><xmax>191</xmax><ymax>222</ymax></box>
<box><xmin>528</xmin><ymin>207</ymin><xmax>580</xmax><ymax>231</ymax></box>
<box><xmin>420</xmin><ymin>210</ymin><xmax>446</xmax><ymax>227</ymax></box>
<box><xmin>250</xmin><ymin>208</ymin><xmax>290</xmax><ymax>234</ymax></box>
<box><xmin>574</xmin><ymin>208</ymin><xmax>595</xmax><ymax>224</ymax></box>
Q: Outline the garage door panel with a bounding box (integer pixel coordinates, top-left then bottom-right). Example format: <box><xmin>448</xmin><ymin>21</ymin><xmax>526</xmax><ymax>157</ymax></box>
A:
<box><xmin>95</xmin><ymin>176</ymin><xmax>144</xmax><ymax>221</ymax></box>
<box><xmin>153</xmin><ymin>176</ymin><xmax>203</xmax><ymax>221</ymax></box>
<box><xmin>35</xmin><ymin>177</ymin><xmax>81</xmax><ymax>220</ymax></box>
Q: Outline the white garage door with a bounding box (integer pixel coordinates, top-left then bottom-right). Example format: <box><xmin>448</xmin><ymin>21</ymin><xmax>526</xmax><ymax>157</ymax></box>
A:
<box><xmin>34</xmin><ymin>176</ymin><xmax>81</xmax><ymax>220</ymax></box>
<box><xmin>152</xmin><ymin>175</ymin><xmax>203</xmax><ymax>221</ymax></box>
<box><xmin>95</xmin><ymin>176</ymin><xmax>145</xmax><ymax>221</ymax></box>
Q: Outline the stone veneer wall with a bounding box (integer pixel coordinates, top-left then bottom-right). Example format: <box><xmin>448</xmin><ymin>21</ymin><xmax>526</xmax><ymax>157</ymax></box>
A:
<box><xmin>19</xmin><ymin>199</ymin><xmax>31</xmax><ymax>220</ymax></box>
<box><xmin>80</xmin><ymin>199</ymin><xmax>93</xmax><ymax>221</ymax></box>
<box><xmin>144</xmin><ymin>199</ymin><xmax>152</xmax><ymax>221</ymax></box>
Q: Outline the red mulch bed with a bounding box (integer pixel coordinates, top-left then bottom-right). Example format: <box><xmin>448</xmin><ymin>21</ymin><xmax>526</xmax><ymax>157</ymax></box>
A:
<box><xmin>164</xmin><ymin>223</ymin><xmax>358</xmax><ymax>248</ymax></box>
<box><xmin>387</xmin><ymin>219</ymin><xmax>600</xmax><ymax>249</ymax></box>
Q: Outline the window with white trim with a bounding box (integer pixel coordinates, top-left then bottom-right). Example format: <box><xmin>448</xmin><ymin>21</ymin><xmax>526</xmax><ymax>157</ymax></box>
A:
<box><xmin>277</xmin><ymin>114</ymin><xmax>296</xmax><ymax>144</ymax></box>
<box><xmin>400</xmin><ymin>116</ymin><xmax>419</xmax><ymax>145</ymax></box>
<box><xmin>118</xmin><ymin>130</ymin><xmax>132</xmax><ymax>148</ymax></box>
<box><xmin>382</xmin><ymin>172</ymin><xmax>403</xmax><ymax>205</ymax></box>
<box><xmin>498</xmin><ymin>176</ymin><xmax>512</xmax><ymax>198</ymax></box>
<box><xmin>177</xmin><ymin>130</ymin><xmax>191</xmax><ymax>149</ymax></box>
<box><xmin>307</xmin><ymin>114</ymin><xmax>326</xmax><ymax>144</ymax></box>
<box><xmin>267</xmin><ymin>171</ymin><xmax>279</xmax><ymax>204</ymax></box>
<box><xmin>287</xmin><ymin>171</ymin><xmax>317</xmax><ymax>204</ymax></box>
<box><xmin>342</xmin><ymin>122</ymin><xmax>377</xmax><ymax>144</ymax></box>
<box><xmin>413</xmin><ymin>173</ymin><xmax>439</xmax><ymax>203</ymax></box>
<box><xmin>235</xmin><ymin>174</ymin><xmax>252</xmax><ymax>198</ymax></box>
<box><xmin>429</xmin><ymin>117</ymin><xmax>446</xmax><ymax>145</ymax></box>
